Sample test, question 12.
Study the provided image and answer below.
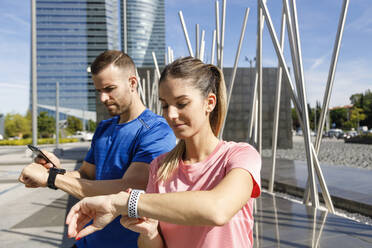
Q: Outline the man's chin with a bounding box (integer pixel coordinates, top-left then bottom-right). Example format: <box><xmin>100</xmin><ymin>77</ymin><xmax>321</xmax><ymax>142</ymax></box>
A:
<box><xmin>106</xmin><ymin>107</ymin><xmax>118</xmax><ymax>116</ymax></box>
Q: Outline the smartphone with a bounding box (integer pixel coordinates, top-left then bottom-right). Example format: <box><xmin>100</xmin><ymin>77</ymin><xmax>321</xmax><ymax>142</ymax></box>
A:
<box><xmin>27</xmin><ymin>144</ymin><xmax>57</xmax><ymax>168</ymax></box>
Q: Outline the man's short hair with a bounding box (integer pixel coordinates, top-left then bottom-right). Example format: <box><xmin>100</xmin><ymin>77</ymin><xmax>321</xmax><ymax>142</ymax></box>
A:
<box><xmin>90</xmin><ymin>50</ymin><xmax>136</xmax><ymax>75</ymax></box>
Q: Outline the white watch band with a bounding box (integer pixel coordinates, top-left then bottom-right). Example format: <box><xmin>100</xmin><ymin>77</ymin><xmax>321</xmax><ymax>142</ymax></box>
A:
<box><xmin>128</xmin><ymin>189</ymin><xmax>145</xmax><ymax>218</ymax></box>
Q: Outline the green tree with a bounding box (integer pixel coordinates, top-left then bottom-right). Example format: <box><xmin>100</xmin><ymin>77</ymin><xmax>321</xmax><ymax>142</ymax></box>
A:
<box><xmin>38</xmin><ymin>112</ymin><xmax>55</xmax><ymax>138</ymax></box>
<box><xmin>350</xmin><ymin>107</ymin><xmax>366</xmax><ymax>130</ymax></box>
<box><xmin>350</xmin><ymin>90</ymin><xmax>372</xmax><ymax>128</ymax></box>
<box><xmin>87</xmin><ymin>120</ymin><xmax>97</xmax><ymax>132</ymax></box>
<box><xmin>292</xmin><ymin>108</ymin><xmax>300</xmax><ymax>130</ymax></box>
<box><xmin>4</xmin><ymin>113</ymin><xmax>31</xmax><ymax>138</ymax></box>
<box><xmin>330</xmin><ymin>108</ymin><xmax>348</xmax><ymax>129</ymax></box>
<box><xmin>66</xmin><ymin>116</ymin><xmax>83</xmax><ymax>134</ymax></box>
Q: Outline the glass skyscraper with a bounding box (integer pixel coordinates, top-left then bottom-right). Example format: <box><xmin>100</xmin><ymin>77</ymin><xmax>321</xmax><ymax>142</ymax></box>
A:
<box><xmin>121</xmin><ymin>0</ymin><xmax>165</xmax><ymax>67</ymax></box>
<box><xmin>33</xmin><ymin>0</ymin><xmax>119</xmax><ymax>115</ymax></box>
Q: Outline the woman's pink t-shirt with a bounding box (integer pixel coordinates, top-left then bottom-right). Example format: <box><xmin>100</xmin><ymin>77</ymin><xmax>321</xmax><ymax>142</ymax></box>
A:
<box><xmin>146</xmin><ymin>141</ymin><xmax>261</xmax><ymax>248</ymax></box>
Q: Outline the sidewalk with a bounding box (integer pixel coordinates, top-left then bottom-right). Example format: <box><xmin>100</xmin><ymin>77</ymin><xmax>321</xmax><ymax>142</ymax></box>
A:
<box><xmin>0</xmin><ymin>142</ymin><xmax>90</xmax><ymax>165</ymax></box>
<box><xmin>0</xmin><ymin>144</ymin><xmax>371</xmax><ymax>247</ymax></box>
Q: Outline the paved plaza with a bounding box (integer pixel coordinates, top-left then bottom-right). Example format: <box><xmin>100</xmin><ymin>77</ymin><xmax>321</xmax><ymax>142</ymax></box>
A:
<box><xmin>0</xmin><ymin>143</ymin><xmax>371</xmax><ymax>247</ymax></box>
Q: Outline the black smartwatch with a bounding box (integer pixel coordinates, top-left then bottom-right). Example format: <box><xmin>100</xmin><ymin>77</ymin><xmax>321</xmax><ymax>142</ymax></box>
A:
<box><xmin>47</xmin><ymin>167</ymin><xmax>66</xmax><ymax>190</ymax></box>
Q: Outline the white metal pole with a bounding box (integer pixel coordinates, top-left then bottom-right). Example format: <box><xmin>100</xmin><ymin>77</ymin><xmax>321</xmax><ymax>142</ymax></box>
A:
<box><xmin>248</xmin><ymin>72</ymin><xmax>258</xmax><ymax>139</ymax></box>
<box><xmin>152</xmin><ymin>51</ymin><xmax>161</xmax><ymax>79</ymax></box>
<box><xmin>219</xmin><ymin>0</ymin><xmax>226</xmax><ymax>69</ymax></box>
<box><xmin>315</xmin><ymin>0</ymin><xmax>350</xmax><ymax>153</ymax></box>
<box><xmin>167</xmin><ymin>46</ymin><xmax>171</xmax><ymax>65</ymax></box>
<box><xmin>178</xmin><ymin>11</ymin><xmax>194</xmax><ymax>57</ymax></box>
<box><xmin>31</xmin><ymin>0</ymin><xmax>38</xmax><ymax>146</ymax></box>
<box><xmin>215</xmin><ymin>1</ymin><xmax>221</xmax><ymax>66</ymax></box>
<box><xmin>211</xmin><ymin>30</ymin><xmax>216</xmax><ymax>65</ymax></box>
<box><xmin>56</xmin><ymin>82</ymin><xmax>59</xmax><ymax>149</ymax></box>
<box><xmin>257</xmin><ymin>0</ymin><xmax>263</xmax><ymax>154</ymax></box>
<box><xmin>261</xmin><ymin>0</ymin><xmax>335</xmax><ymax>212</ymax></box>
<box><xmin>200</xmin><ymin>40</ymin><xmax>205</xmax><ymax>62</ymax></box>
<box><xmin>123</xmin><ymin>0</ymin><xmax>127</xmax><ymax>53</ymax></box>
<box><xmin>288</xmin><ymin>0</ymin><xmax>319</xmax><ymax>207</ymax></box>
<box><xmin>269</xmin><ymin>7</ymin><xmax>286</xmax><ymax>193</ymax></box>
<box><xmin>220</xmin><ymin>8</ymin><xmax>250</xmax><ymax>138</ymax></box>
<box><xmin>146</xmin><ymin>70</ymin><xmax>151</xmax><ymax>105</ymax></box>
<box><xmin>200</xmin><ymin>29</ymin><xmax>205</xmax><ymax>60</ymax></box>
<box><xmin>170</xmin><ymin>48</ymin><xmax>174</xmax><ymax>63</ymax></box>
<box><xmin>196</xmin><ymin>24</ymin><xmax>200</xmax><ymax>59</ymax></box>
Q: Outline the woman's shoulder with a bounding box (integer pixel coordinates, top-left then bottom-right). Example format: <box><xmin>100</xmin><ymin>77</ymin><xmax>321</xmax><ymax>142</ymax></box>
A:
<box><xmin>222</xmin><ymin>140</ymin><xmax>258</xmax><ymax>153</ymax></box>
<box><xmin>150</xmin><ymin>152</ymin><xmax>170</xmax><ymax>168</ymax></box>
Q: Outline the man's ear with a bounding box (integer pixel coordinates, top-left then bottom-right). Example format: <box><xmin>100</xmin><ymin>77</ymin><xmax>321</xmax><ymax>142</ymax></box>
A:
<box><xmin>206</xmin><ymin>93</ymin><xmax>217</xmax><ymax>113</ymax></box>
<box><xmin>128</xmin><ymin>76</ymin><xmax>138</xmax><ymax>92</ymax></box>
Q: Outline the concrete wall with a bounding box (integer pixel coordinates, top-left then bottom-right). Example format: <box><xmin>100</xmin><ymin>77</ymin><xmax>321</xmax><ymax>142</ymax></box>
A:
<box><xmin>222</xmin><ymin>67</ymin><xmax>292</xmax><ymax>149</ymax></box>
<box><xmin>96</xmin><ymin>67</ymin><xmax>293</xmax><ymax>149</ymax></box>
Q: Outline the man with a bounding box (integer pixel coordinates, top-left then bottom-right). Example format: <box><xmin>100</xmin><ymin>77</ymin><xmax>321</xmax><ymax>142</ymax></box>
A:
<box><xmin>19</xmin><ymin>50</ymin><xmax>176</xmax><ymax>247</ymax></box>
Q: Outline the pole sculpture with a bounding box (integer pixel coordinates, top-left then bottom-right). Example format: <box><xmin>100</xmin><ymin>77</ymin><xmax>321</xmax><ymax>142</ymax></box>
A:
<box><xmin>161</xmin><ymin>0</ymin><xmax>349</xmax><ymax>213</ymax></box>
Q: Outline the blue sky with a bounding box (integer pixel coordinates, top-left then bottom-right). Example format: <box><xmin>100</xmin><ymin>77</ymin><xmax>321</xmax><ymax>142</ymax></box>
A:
<box><xmin>0</xmin><ymin>0</ymin><xmax>371</xmax><ymax>115</ymax></box>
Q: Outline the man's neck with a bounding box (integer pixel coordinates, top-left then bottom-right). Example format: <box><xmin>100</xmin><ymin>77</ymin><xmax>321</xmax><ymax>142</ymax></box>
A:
<box><xmin>119</xmin><ymin>98</ymin><xmax>146</xmax><ymax>124</ymax></box>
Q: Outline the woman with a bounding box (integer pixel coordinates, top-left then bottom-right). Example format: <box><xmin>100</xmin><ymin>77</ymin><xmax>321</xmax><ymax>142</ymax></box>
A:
<box><xmin>66</xmin><ymin>57</ymin><xmax>261</xmax><ymax>248</ymax></box>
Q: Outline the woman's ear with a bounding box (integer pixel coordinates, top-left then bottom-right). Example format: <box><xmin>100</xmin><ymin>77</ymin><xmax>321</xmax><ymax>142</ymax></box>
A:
<box><xmin>206</xmin><ymin>93</ymin><xmax>217</xmax><ymax>113</ymax></box>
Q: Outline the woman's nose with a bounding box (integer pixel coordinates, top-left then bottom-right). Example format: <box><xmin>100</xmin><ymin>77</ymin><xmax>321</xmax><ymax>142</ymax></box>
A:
<box><xmin>167</xmin><ymin>106</ymin><xmax>179</xmax><ymax>120</ymax></box>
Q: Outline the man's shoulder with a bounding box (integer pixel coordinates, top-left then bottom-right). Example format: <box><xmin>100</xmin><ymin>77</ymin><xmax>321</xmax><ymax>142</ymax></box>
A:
<box><xmin>138</xmin><ymin>109</ymin><xmax>170</xmax><ymax>130</ymax></box>
<box><xmin>97</xmin><ymin>116</ymin><xmax>118</xmax><ymax>128</ymax></box>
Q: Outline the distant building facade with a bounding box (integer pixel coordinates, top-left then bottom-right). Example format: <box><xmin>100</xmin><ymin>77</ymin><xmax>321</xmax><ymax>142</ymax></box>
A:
<box><xmin>121</xmin><ymin>0</ymin><xmax>165</xmax><ymax>67</ymax></box>
<box><xmin>31</xmin><ymin>0</ymin><xmax>119</xmax><ymax>119</ymax></box>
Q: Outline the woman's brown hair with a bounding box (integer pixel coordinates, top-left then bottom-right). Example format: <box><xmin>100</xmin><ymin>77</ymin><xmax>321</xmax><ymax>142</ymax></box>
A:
<box><xmin>157</xmin><ymin>57</ymin><xmax>227</xmax><ymax>181</ymax></box>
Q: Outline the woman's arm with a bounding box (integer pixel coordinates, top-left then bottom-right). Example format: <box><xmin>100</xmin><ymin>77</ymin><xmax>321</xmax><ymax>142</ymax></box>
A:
<box><xmin>137</xmin><ymin>168</ymin><xmax>254</xmax><ymax>226</ymax></box>
<box><xmin>66</xmin><ymin>168</ymin><xmax>254</xmax><ymax>239</ymax></box>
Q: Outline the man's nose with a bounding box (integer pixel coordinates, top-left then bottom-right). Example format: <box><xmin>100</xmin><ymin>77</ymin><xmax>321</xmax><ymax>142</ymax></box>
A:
<box><xmin>100</xmin><ymin>92</ymin><xmax>109</xmax><ymax>103</ymax></box>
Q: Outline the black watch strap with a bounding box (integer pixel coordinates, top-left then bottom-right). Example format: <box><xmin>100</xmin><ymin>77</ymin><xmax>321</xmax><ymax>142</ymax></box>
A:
<box><xmin>47</xmin><ymin>167</ymin><xmax>66</xmax><ymax>190</ymax></box>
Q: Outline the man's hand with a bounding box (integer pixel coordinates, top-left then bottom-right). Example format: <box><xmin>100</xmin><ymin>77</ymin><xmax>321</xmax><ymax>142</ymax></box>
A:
<box><xmin>35</xmin><ymin>150</ymin><xmax>61</xmax><ymax>169</ymax></box>
<box><xmin>18</xmin><ymin>163</ymin><xmax>49</xmax><ymax>188</ymax></box>
<box><xmin>66</xmin><ymin>192</ymin><xmax>129</xmax><ymax>240</ymax></box>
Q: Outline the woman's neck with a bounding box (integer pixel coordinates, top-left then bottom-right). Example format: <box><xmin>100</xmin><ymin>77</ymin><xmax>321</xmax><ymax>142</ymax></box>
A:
<box><xmin>183</xmin><ymin>128</ymin><xmax>220</xmax><ymax>164</ymax></box>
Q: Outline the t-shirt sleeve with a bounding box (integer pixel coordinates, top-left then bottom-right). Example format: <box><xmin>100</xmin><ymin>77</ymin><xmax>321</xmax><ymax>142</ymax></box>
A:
<box><xmin>146</xmin><ymin>155</ymin><xmax>164</xmax><ymax>194</ymax></box>
<box><xmin>84</xmin><ymin>124</ymin><xmax>101</xmax><ymax>164</ymax></box>
<box><xmin>225</xmin><ymin>144</ymin><xmax>261</xmax><ymax>198</ymax></box>
<box><xmin>132</xmin><ymin>121</ymin><xmax>176</xmax><ymax>164</ymax></box>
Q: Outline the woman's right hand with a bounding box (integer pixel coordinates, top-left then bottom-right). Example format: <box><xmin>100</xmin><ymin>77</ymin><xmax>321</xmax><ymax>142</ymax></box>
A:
<box><xmin>120</xmin><ymin>215</ymin><xmax>159</xmax><ymax>239</ymax></box>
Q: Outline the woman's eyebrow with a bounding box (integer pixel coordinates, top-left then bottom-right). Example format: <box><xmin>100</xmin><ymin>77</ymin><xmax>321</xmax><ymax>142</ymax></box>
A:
<box><xmin>159</xmin><ymin>95</ymin><xmax>189</xmax><ymax>101</ymax></box>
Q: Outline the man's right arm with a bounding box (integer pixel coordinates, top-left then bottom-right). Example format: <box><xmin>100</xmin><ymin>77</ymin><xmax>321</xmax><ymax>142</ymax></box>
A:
<box><xmin>65</xmin><ymin>161</ymin><xmax>96</xmax><ymax>180</ymax></box>
<box><xmin>54</xmin><ymin>161</ymin><xmax>149</xmax><ymax>200</ymax></box>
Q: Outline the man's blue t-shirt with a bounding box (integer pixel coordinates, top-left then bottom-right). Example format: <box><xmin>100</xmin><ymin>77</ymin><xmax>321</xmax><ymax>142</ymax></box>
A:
<box><xmin>76</xmin><ymin>109</ymin><xmax>176</xmax><ymax>248</ymax></box>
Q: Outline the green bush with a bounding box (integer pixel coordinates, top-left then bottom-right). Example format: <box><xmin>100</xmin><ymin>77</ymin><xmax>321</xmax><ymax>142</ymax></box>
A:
<box><xmin>0</xmin><ymin>138</ymin><xmax>79</xmax><ymax>146</ymax></box>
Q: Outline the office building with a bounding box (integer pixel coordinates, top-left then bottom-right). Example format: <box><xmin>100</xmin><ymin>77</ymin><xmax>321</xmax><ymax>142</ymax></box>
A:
<box><xmin>121</xmin><ymin>0</ymin><xmax>165</xmax><ymax>67</ymax></box>
<box><xmin>32</xmin><ymin>0</ymin><xmax>119</xmax><ymax>119</ymax></box>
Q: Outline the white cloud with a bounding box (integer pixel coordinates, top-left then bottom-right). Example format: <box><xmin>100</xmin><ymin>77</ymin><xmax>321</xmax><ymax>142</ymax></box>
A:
<box><xmin>0</xmin><ymin>84</ymin><xmax>29</xmax><ymax>114</ymax></box>
<box><xmin>0</xmin><ymin>82</ymin><xmax>28</xmax><ymax>89</ymax></box>
<box><xmin>309</xmin><ymin>52</ymin><xmax>330</xmax><ymax>71</ymax></box>
<box><xmin>346</xmin><ymin>6</ymin><xmax>372</xmax><ymax>33</ymax></box>
<box><xmin>304</xmin><ymin>58</ymin><xmax>371</xmax><ymax>108</ymax></box>
<box><xmin>2</xmin><ymin>13</ymin><xmax>29</xmax><ymax>28</ymax></box>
